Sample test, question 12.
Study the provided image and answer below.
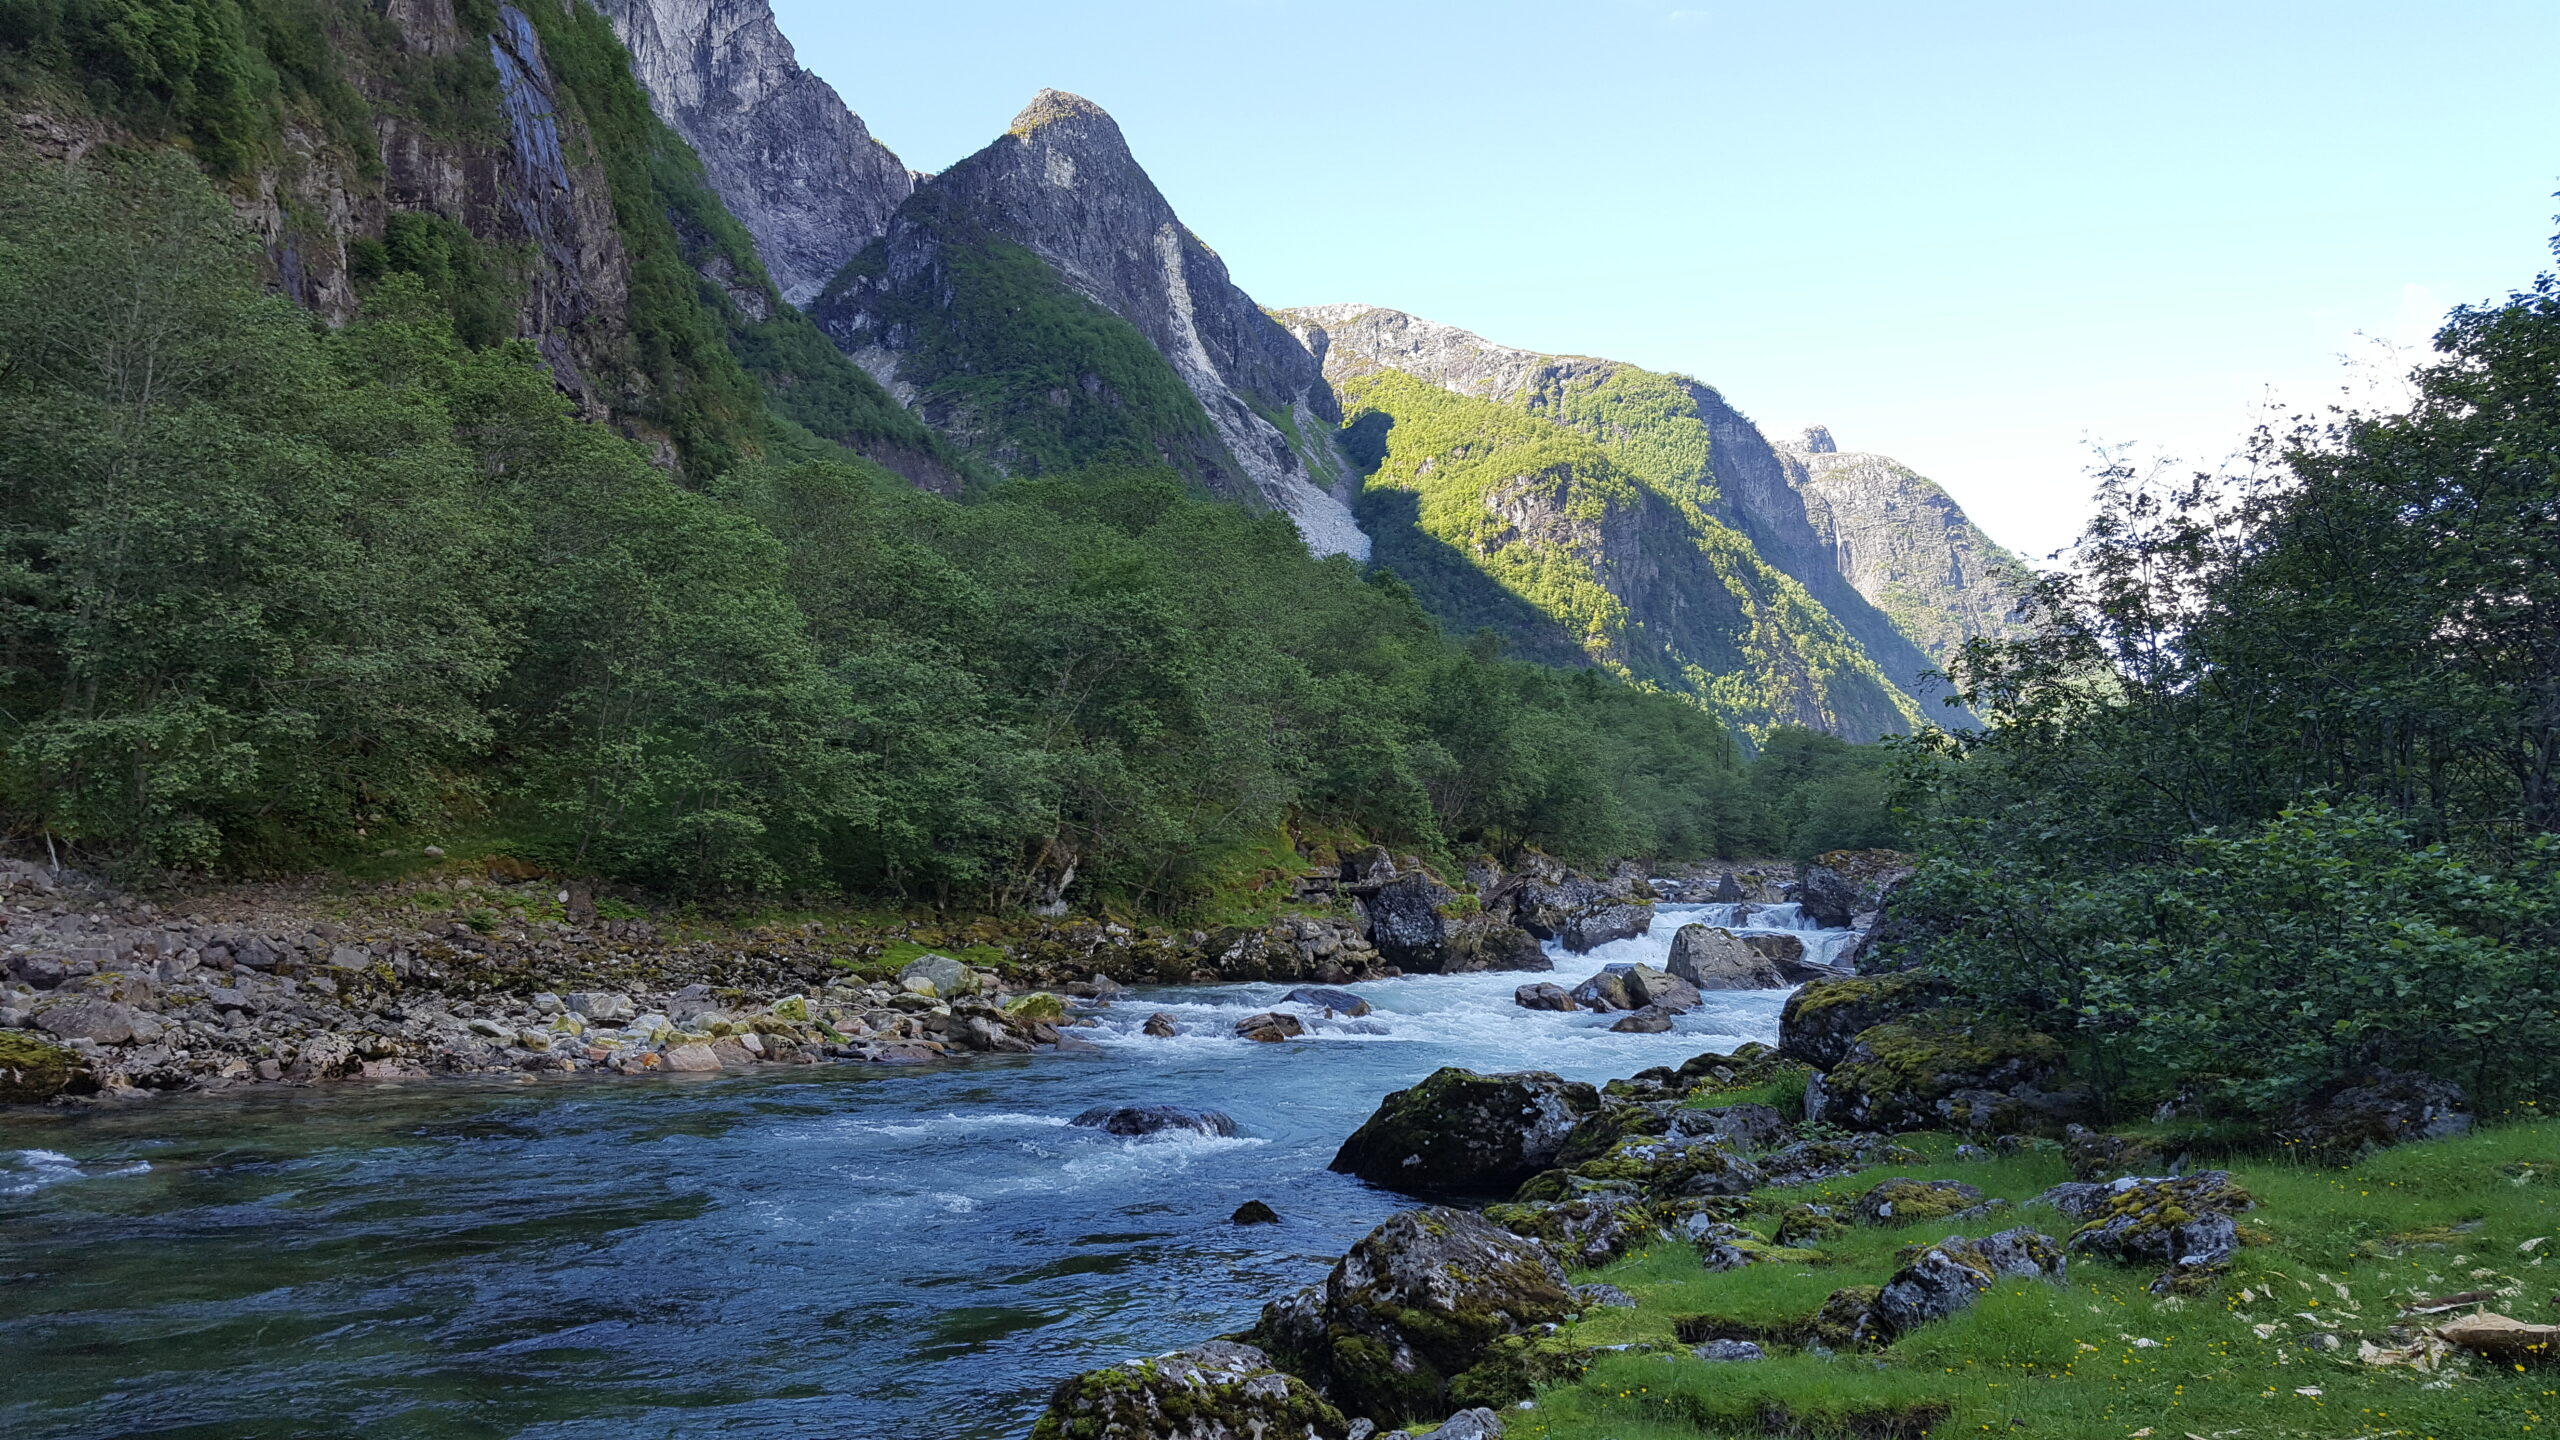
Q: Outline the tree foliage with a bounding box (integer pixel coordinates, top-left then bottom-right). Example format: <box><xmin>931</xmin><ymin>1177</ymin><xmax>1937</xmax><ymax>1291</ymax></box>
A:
<box><xmin>1895</xmin><ymin>240</ymin><xmax>2560</xmax><ymax>1111</ymax></box>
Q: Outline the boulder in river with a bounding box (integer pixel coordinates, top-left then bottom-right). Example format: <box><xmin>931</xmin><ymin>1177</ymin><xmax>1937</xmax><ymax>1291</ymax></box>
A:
<box><xmin>1513</xmin><ymin>982</ymin><xmax>1573</xmax><ymax>1011</ymax></box>
<box><xmin>1331</xmin><ymin>1067</ymin><xmax>1601</xmax><ymax>1196</ymax></box>
<box><xmin>1437</xmin><ymin>914</ymin><xmax>1552</xmax><ymax>973</ymax></box>
<box><xmin>1028</xmin><ymin>1339</ymin><xmax>1351</xmax><ymax>1440</ymax></box>
<box><xmin>1359</xmin><ymin>872</ymin><xmax>1459</xmax><ymax>970</ymax></box>
<box><xmin>1610</xmin><ymin>1004</ymin><xmax>1673</xmax><ymax>1034</ymax></box>
<box><xmin>1072</xmin><ymin>1105</ymin><xmax>1240</xmax><ymax>1138</ymax></box>
<box><xmin>1665</xmin><ymin>925</ymin><xmax>1784</xmax><ymax>991</ymax></box>
<box><xmin>1232</xmin><ymin>1200</ymin><xmax>1280</xmax><ymax>1225</ymax></box>
<box><xmin>1251</xmin><ymin>1206</ymin><xmax>1578</xmax><ymax>1425</ymax></box>
<box><xmin>1566</xmin><ymin>968</ymin><xmax>1636</xmax><ymax>1011</ymax></box>
<box><xmin>1558</xmin><ymin>902</ymin><xmax>1651</xmax><ymax>954</ymax></box>
<box><xmin>1142</xmin><ymin>1012</ymin><xmax>1178</xmax><ymax>1038</ymax></box>
<box><xmin>1235</xmin><ymin>1012</ymin><xmax>1304</xmax><ymax>1044</ymax></box>
<box><xmin>1282</xmin><ymin>986</ymin><xmax>1372</xmax><ymax>1017</ymax></box>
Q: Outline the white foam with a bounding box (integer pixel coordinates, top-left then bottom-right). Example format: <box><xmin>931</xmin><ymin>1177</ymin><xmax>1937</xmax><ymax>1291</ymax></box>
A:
<box><xmin>0</xmin><ymin>1148</ymin><xmax>149</xmax><ymax>1197</ymax></box>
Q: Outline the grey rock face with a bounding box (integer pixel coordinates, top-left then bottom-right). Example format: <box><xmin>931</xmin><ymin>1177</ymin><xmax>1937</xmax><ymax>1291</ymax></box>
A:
<box><xmin>824</xmin><ymin>92</ymin><xmax>1368</xmax><ymax>557</ymax></box>
<box><xmin>591</xmin><ymin>0</ymin><xmax>913</xmax><ymax>307</ymax></box>
<box><xmin>1778</xmin><ymin>432</ymin><xmax>2036</xmax><ymax>673</ymax></box>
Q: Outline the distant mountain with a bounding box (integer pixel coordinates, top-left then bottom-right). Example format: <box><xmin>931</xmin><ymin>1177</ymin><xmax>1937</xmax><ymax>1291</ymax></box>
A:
<box><xmin>808</xmin><ymin>91</ymin><xmax>1367</xmax><ymax>554</ymax></box>
<box><xmin>1281</xmin><ymin>306</ymin><xmax>2029</xmax><ymax>738</ymax></box>
<box><xmin>1777</xmin><ymin>427</ymin><xmax>2035</xmax><ymax>670</ymax></box>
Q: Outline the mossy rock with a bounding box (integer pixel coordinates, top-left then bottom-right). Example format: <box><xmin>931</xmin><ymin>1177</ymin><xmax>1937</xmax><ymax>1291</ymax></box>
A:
<box><xmin>1572</xmin><ymin>1136</ymin><xmax>1764</xmax><ymax>1197</ymax></box>
<box><xmin>1331</xmin><ymin>1067</ymin><xmax>1601</xmax><ymax>1197</ymax></box>
<box><xmin>1774</xmin><ymin>1203</ymin><xmax>1850</xmax><ymax>1247</ymax></box>
<box><xmin>1810</xmin><ymin>1284</ymin><xmax>1884</xmax><ymax>1348</ymax></box>
<box><xmin>1554</xmin><ymin>1101</ymin><xmax>1672</xmax><ymax>1167</ymax></box>
<box><xmin>1482</xmin><ymin>1193</ymin><xmax>1664</xmax><ymax>1268</ymax></box>
<box><xmin>1002</xmin><ymin>992</ymin><xmax>1068</xmax><ymax>1023</ymax></box>
<box><xmin>1446</xmin><ymin>1332</ymin><xmax>1593</xmax><ymax>1410</ymax></box>
<box><xmin>0</xmin><ymin>1032</ymin><xmax>89</xmax><ymax>1104</ymax></box>
<box><xmin>1852</xmin><ymin>1177</ymin><xmax>1985</xmax><ymax>1226</ymax></box>
<box><xmin>1026</xmin><ymin>1339</ymin><xmax>1350</xmax><ymax>1440</ymax></box>
<box><xmin>2062</xmin><ymin>1124</ymin><xmax>2165</xmax><ymax>1181</ymax></box>
<box><xmin>1810</xmin><ymin>1011</ymin><xmax>2068</xmax><ymax>1134</ymax></box>
<box><xmin>1777</xmin><ymin>972</ymin><xmax>1946</xmax><ymax>1069</ymax></box>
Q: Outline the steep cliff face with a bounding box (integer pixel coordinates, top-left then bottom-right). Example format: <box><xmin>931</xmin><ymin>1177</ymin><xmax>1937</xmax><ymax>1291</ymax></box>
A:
<box><xmin>813</xmin><ymin>91</ymin><xmax>1367</xmax><ymax>556</ymax></box>
<box><xmin>1288</xmin><ymin>307</ymin><xmax>1927</xmax><ymax>740</ymax></box>
<box><xmin>1</xmin><ymin>0</ymin><xmax>945</xmax><ymax>482</ymax></box>
<box><xmin>588</xmin><ymin>0</ymin><xmax>911</xmax><ymax>306</ymax></box>
<box><xmin>1779</xmin><ymin>431</ymin><xmax>2033</xmax><ymax>668</ymax></box>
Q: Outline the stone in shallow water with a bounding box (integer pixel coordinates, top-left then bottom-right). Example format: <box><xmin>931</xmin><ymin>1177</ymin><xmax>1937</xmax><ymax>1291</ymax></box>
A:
<box><xmin>1281</xmin><ymin>986</ymin><xmax>1371</xmax><ymax>1017</ymax></box>
<box><xmin>1071</xmin><ymin>1104</ymin><xmax>1239</xmax><ymax>1138</ymax></box>
<box><xmin>1232</xmin><ymin>1199</ymin><xmax>1280</xmax><ymax>1225</ymax></box>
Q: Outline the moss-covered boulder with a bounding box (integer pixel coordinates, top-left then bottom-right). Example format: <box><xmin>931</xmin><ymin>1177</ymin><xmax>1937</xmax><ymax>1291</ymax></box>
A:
<box><xmin>0</xmin><ymin>1032</ymin><xmax>88</xmax><ymax>1104</ymax></box>
<box><xmin>2042</xmin><ymin>1172</ymin><xmax>2255</xmax><ymax>1278</ymax></box>
<box><xmin>1680</xmin><ymin>1214</ymin><xmax>1820</xmax><ymax>1271</ymax></box>
<box><xmin>1026</xmin><ymin>1339</ymin><xmax>1351</xmax><ymax>1440</ymax></box>
<box><xmin>1482</xmin><ymin>1192</ymin><xmax>1665</xmax><ymax>1268</ymax></box>
<box><xmin>1552</xmin><ymin>1102</ymin><xmax>1673</xmax><ymax>1169</ymax></box>
<box><xmin>1573</xmin><ymin>1136</ymin><xmax>1765</xmax><ymax>1198</ymax></box>
<box><xmin>1852</xmin><ymin>1177</ymin><xmax>1986</xmax><ymax>1226</ymax></box>
<box><xmin>1250</xmin><ymin>1207</ymin><xmax>1578</xmax><ymax>1426</ymax></box>
<box><xmin>1872</xmin><ymin>1228</ymin><xmax>2066</xmax><ymax>1339</ymax></box>
<box><xmin>1331</xmin><ymin>1068</ymin><xmax>1600</xmax><ymax>1197</ymax></box>
<box><xmin>1806</xmin><ymin>1012</ymin><xmax>2070</xmax><ymax>1134</ymax></box>
<box><xmin>1758</xmin><ymin>1135</ymin><xmax>1925</xmax><ymax>1188</ymax></box>
<box><xmin>1775</xmin><ymin>972</ymin><xmax>1944</xmax><ymax>1069</ymax></box>
<box><xmin>1774</xmin><ymin>1203</ymin><xmax>1849</xmax><ymax>1247</ymax></box>
<box><xmin>1809</xmin><ymin>1285</ymin><xmax>1885</xmax><ymax>1348</ymax></box>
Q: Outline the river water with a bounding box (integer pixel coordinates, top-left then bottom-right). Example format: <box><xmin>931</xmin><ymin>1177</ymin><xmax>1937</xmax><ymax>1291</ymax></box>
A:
<box><xmin>0</xmin><ymin>903</ymin><xmax>1847</xmax><ymax>1439</ymax></box>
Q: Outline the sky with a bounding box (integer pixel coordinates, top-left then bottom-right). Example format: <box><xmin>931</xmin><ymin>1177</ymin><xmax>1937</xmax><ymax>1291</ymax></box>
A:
<box><xmin>770</xmin><ymin>0</ymin><xmax>2560</xmax><ymax>560</ymax></box>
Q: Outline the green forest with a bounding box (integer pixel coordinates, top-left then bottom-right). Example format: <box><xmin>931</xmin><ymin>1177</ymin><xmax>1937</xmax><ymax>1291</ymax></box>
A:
<box><xmin>1885</xmin><ymin>236</ymin><xmax>2560</xmax><ymax>1112</ymax></box>
<box><xmin>0</xmin><ymin>151</ymin><xmax>1894</xmax><ymax>910</ymax></box>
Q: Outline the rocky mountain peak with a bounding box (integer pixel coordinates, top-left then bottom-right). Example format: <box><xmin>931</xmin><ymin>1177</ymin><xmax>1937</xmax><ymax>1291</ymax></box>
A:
<box><xmin>592</xmin><ymin>0</ymin><xmax>913</xmax><ymax>306</ymax></box>
<box><xmin>1008</xmin><ymin>88</ymin><xmax>1117</xmax><ymax>142</ymax></box>
<box><xmin>1281</xmin><ymin>305</ymin><xmax>1617</xmax><ymax>407</ymax></box>
<box><xmin>1801</xmin><ymin>424</ymin><xmax>1838</xmax><ymax>454</ymax></box>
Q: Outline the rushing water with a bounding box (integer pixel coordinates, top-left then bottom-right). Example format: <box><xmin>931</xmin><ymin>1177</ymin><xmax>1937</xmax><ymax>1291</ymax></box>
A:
<box><xmin>0</xmin><ymin>903</ymin><xmax>1845</xmax><ymax>1439</ymax></box>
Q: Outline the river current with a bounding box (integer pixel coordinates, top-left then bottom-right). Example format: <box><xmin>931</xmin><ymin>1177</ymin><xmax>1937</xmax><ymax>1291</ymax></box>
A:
<box><xmin>0</xmin><ymin>903</ymin><xmax>1849</xmax><ymax>1439</ymax></box>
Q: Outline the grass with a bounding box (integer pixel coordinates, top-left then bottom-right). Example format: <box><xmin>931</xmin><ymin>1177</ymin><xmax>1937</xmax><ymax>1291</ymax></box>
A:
<box><xmin>1512</xmin><ymin>1119</ymin><xmax>2560</xmax><ymax>1439</ymax></box>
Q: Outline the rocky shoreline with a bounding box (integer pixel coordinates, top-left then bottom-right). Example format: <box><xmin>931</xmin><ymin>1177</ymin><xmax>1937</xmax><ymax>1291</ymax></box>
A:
<box><xmin>0</xmin><ymin>847</ymin><xmax>1831</xmax><ymax>1109</ymax></box>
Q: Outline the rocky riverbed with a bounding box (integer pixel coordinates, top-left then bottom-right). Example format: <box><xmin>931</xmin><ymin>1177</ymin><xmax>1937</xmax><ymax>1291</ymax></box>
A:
<box><xmin>0</xmin><ymin>848</ymin><xmax>1828</xmax><ymax>1109</ymax></box>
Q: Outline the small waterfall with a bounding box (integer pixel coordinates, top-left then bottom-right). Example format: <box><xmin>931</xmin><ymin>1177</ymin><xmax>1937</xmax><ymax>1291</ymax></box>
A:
<box><xmin>1547</xmin><ymin>901</ymin><xmax>1863</xmax><ymax>972</ymax></box>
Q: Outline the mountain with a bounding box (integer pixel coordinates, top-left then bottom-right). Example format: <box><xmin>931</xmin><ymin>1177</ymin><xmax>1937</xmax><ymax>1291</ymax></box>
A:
<box><xmin>1282</xmin><ymin>306</ymin><xmax>2028</xmax><ymax>739</ymax></box>
<box><xmin>808</xmin><ymin>91</ymin><xmax>1368</xmax><ymax>555</ymax></box>
<box><xmin>589</xmin><ymin>0</ymin><xmax>912</xmax><ymax>307</ymax></box>
<box><xmin>1778</xmin><ymin>427</ymin><xmax>2035</xmax><ymax>669</ymax></box>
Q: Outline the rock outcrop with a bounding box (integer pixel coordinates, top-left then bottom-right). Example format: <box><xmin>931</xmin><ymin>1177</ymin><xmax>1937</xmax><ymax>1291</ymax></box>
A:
<box><xmin>1666</xmin><ymin>926</ymin><xmax>1785</xmax><ymax>990</ymax></box>
<box><xmin>591</xmin><ymin>0</ymin><xmax>914</xmax><ymax>306</ymax></box>
<box><xmin>1330</xmin><ymin>1068</ymin><xmax>1601</xmax><ymax>1196</ymax></box>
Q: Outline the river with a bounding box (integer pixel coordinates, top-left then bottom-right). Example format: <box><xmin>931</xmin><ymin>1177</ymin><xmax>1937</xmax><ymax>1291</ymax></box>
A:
<box><xmin>0</xmin><ymin>903</ymin><xmax>1849</xmax><ymax>1439</ymax></box>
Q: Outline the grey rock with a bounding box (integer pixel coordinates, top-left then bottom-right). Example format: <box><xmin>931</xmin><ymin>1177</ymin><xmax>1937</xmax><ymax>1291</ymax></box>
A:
<box><xmin>1559</xmin><ymin>902</ymin><xmax>1651</xmax><ymax>954</ymax></box>
<box><xmin>1411</xmin><ymin>1409</ymin><xmax>1506</xmax><ymax>1440</ymax></box>
<box><xmin>1027</xmin><ymin>1339</ymin><xmax>1350</xmax><ymax>1439</ymax></box>
<box><xmin>1666</xmin><ymin>925</ymin><xmax>1785</xmax><ymax>990</ymax></box>
<box><xmin>1513</xmin><ymin>982</ymin><xmax>1574</xmax><ymax>1011</ymax></box>
<box><xmin>1282</xmin><ymin>985</ymin><xmax>1371</xmax><ymax>1017</ymax></box>
<box><xmin>1694</xmin><ymin>1339</ymin><xmax>1764</xmax><ymax>1362</ymax></box>
<box><xmin>566</xmin><ymin>992</ymin><xmax>635</xmax><ymax>1023</ymax></box>
<box><xmin>1574</xmin><ymin>1282</ymin><xmax>1637</xmax><ymax>1309</ymax></box>
<box><xmin>896</xmin><ymin>954</ymin><xmax>976</xmax><ymax>999</ymax></box>
<box><xmin>1142</xmin><ymin>1011</ymin><xmax>1178</xmax><ymax>1038</ymax></box>
<box><xmin>591</xmin><ymin>0</ymin><xmax>911</xmax><ymax>308</ymax></box>
<box><xmin>1235</xmin><ymin>1012</ymin><xmax>1304</xmax><ymax>1043</ymax></box>
<box><xmin>1071</xmin><ymin>1104</ymin><xmax>1238</xmax><ymax>1138</ymax></box>
<box><xmin>36</xmin><ymin>1001</ymin><xmax>134</xmax><ymax>1045</ymax></box>
<box><xmin>1610</xmin><ymin>1004</ymin><xmax>1673</xmax><ymax>1034</ymax></box>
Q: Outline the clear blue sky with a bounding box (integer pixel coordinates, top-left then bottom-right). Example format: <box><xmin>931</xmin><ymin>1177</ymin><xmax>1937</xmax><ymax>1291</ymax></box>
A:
<box><xmin>771</xmin><ymin>0</ymin><xmax>2560</xmax><ymax>558</ymax></box>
